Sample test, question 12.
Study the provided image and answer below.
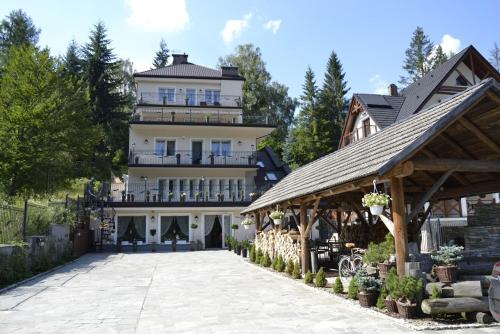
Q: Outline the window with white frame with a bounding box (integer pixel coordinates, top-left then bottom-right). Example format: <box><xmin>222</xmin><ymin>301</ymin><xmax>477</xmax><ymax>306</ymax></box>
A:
<box><xmin>166</xmin><ymin>140</ymin><xmax>175</xmax><ymax>156</ymax></box>
<box><xmin>155</xmin><ymin>139</ymin><xmax>165</xmax><ymax>155</ymax></box>
<box><xmin>211</xmin><ymin>140</ymin><xmax>231</xmax><ymax>156</ymax></box>
<box><xmin>186</xmin><ymin>89</ymin><xmax>196</xmax><ymax>105</ymax></box>
<box><xmin>159</xmin><ymin>88</ymin><xmax>175</xmax><ymax>104</ymax></box>
<box><xmin>205</xmin><ymin>90</ymin><xmax>221</xmax><ymax>105</ymax></box>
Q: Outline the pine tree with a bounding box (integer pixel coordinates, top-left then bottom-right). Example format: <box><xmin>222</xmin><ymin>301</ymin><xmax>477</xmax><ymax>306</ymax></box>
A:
<box><xmin>62</xmin><ymin>39</ymin><xmax>84</xmax><ymax>78</ymax></box>
<box><xmin>399</xmin><ymin>27</ymin><xmax>434</xmax><ymax>85</ymax></box>
<box><xmin>317</xmin><ymin>51</ymin><xmax>349</xmax><ymax>155</ymax></box>
<box><xmin>0</xmin><ymin>9</ymin><xmax>40</xmax><ymax>54</ymax></box>
<box><xmin>152</xmin><ymin>39</ymin><xmax>170</xmax><ymax>68</ymax></box>
<box><xmin>82</xmin><ymin>22</ymin><xmax>131</xmax><ymax>178</ymax></box>
<box><xmin>431</xmin><ymin>45</ymin><xmax>448</xmax><ymax>69</ymax></box>
<box><xmin>333</xmin><ymin>277</ymin><xmax>343</xmax><ymax>294</ymax></box>
<box><xmin>489</xmin><ymin>42</ymin><xmax>500</xmax><ymax>72</ymax></box>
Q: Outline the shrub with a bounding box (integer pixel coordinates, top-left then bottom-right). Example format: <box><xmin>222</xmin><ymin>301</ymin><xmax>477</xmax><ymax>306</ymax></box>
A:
<box><xmin>276</xmin><ymin>255</ymin><xmax>286</xmax><ymax>272</ymax></box>
<box><xmin>292</xmin><ymin>261</ymin><xmax>301</xmax><ymax>279</ymax></box>
<box><xmin>286</xmin><ymin>259</ymin><xmax>294</xmax><ymax>275</ymax></box>
<box><xmin>315</xmin><ymin>267</ymin><xmax>327</xmax><ymax>287</ymax></box>
<box><xmin>241</xmin><ymin>240</ymin><xmax>251</xmax><ymax>249</ymax></box>
<box><xmin>348</xmin><ymin>277</ymin><xmax>358</xmax><ymax>299</ymax></box>
<box><xmin>377</xmin><ymin>286</ymin><xmax>388</xmax><ymax>309</ymax></box>
<box><xmin>431</xmin><ymin>285</ymin><xmax>441</xmax><ymax>299</ymax></box>
<box><xmin>363</xmin><ymin>233</ymin><xmax>395</xmax><ymax>265</ymax></box>
<box><xmin>385</xmin><ymin>267</ymin><xmax>398</xmax><ymax>300</ymax></box>
<box><xmin>333</xmin><ymin>277</ymin><xmax>343</xmax><ymax>294</ymax></box>
<box><xmin>272</xmin><ymin>257</ymin><xmax>279</xmax><ymax>270</ymax></box>
<box><xmin>304</xmin><ymin>270</ymin><xmax>313</xmax><ymax>284</ymax></box>
<box><xmin>393</xmin><ymin>276</ymin><xmax>424</xmax><ymax>304</ymax></box>
<box><xmin>255</xmin><ymin>248</ymin><xmax>263</xmax><ymax>263</ymax></box>
<box><xmin>431</xmin><ymin>245</ymin><xmax>464</xmax><ymax>266</ymax></box>
<box><xmin>261</xmin><ymin>253</ymin><xmax>271</xmax><ymax>267</ymax></box>
<box><xmin>249</xmin><ymin>246</ymin><xmax>256</xmax><ymax>262</ymax></box>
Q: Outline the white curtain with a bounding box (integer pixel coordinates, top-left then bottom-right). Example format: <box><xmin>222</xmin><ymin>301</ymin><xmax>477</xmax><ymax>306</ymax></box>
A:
<box><xmin>161</xmin><ymin>216</ymin><xmax>174</xmax><ymax>240</ymax></box>
<box><xmin>205</xmin><ymin>215</ymin><xmax>218</xmax><ymax>236</ymax></box>
<box><xmin>177</xmin><ymin>216</ymin><xmax>189</xmax><ymax>238</ymax></box>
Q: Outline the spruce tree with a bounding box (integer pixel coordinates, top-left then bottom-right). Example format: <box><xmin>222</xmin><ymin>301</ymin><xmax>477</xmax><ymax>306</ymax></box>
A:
<box><xmin>399</xmin><ymin>27</ymin><xmax>434</xmax><ymax>85</ymax></box>
<box><xmin>317</xmin><ymin>51</ymin><xmax>349</xmax><ymax>155</ymax></box>
<box><xmin>431</xmin><ymin>45</ymin><xmax>448</xmax><ymax>69</ymax></box>
<box><xmin>0</xmin><ymin>9</ymin><xmax>40</xmax><ymax>54</ymax></box>
<box><xmin>62</xmin><ymin>39</ymin><xmax>84</xmax><ymax>78</ymax></box>
<box><xmin>152</xmin><ymin>38</ymin><xmax>170</xmax><ymax>68</ymax></box>
<box><xmin>82</xmin><ymin>22</ymin><xmax>131</xmax><ymax>178</ymax></box>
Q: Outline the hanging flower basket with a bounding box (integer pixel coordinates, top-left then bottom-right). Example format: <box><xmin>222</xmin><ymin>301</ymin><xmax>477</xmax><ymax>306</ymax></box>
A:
<box><xmin>241</xmin><ymin>217</ymin><xmax>254</xmax><ymax>230</ymax></box>
<box><xmin>270</xmin><ymin>209</ymin><xmax>284</xmax><ymax>225</ymax></box>
<box><xmin>362</xmin><ymin>193</ymin><xmax>390</xmax><ymax>215</ymax></box>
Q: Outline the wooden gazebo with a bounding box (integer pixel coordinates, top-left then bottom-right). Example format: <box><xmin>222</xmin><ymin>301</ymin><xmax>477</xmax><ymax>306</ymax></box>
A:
<box><xmin>242</xmin><ymin>79</ymin><xmax>500</xmax><ymax>276</ymax></box>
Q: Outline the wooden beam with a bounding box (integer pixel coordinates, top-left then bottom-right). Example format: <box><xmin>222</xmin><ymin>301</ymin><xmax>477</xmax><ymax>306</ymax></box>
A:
<box><xmin>470</xmin><ymin>53</ymin><xmax>476</xmax><ymax>84</ymax></box>
<box><xmin>379</xmin><ymin>213</ymin><xmax>395</xmax><ymax>236</ymax></box>
<box><xmin>300</xmin><ymin>203</ymin><xmax>309</xmax><ymax>275</ymax></box>
<box><xmin>457</xmin><ymin>117</ymin><xmax>500</xmax><ymax>155</ymax></box>
<box><xmin>305</xmin><ymin>198</ymin><xmax>321</xmax><ymax>236</ymax></box>
<box><xmin>407</xmin><ymin>169</ymin><xmax>455</xmax><ymax>223</ymax></box>
<box><xmin>434</xmin><ymin>179</ymin><xmax>500</xmax><ymax>200</ymax></box>
<box><xmin>255</xmin><ymin>211</ymin><xmax>261</xmax><ymax>232</ymax></box>
<box><xmin>416</xmin><ymin>202</ymin><xmax>434</xmax><ymax>233</ymax></box>
<box><xmin>409</xmin><ymin>159</ymin><xmax>500</xmax><ymax>173</ymax></box>
<box><xmin>486</xmin><ymin>91</ymin><xmax>500</xmax><ymax>104</ymax></box>
<box><xmin>391</xmin><ymin>176</ymin><xmax>408</xmax><ymax>277</ymax></box>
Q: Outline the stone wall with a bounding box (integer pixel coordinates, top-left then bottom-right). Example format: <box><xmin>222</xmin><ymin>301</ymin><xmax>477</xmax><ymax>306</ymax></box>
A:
<box><xmin>254</xmin><ymin>230</ymin><xmax>300</xmax><ymax>264</ymax></box>
<box><xmin>465</xmin><ymin>203</ymin><xmax>500</xmax><ymax>257</ymax></box>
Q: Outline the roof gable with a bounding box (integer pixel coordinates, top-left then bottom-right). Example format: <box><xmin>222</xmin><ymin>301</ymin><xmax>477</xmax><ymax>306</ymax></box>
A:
<box><xmin>134</xmin><ymin>63</ymin><xmax>244</xmax><ymax>81</ymax></box>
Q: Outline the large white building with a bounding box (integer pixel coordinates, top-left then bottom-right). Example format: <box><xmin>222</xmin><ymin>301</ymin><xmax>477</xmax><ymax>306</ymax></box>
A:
<box><xmin>102</xmin><ymin>54</ymin><xmax>288</xmax><ymax>250</ymax></box>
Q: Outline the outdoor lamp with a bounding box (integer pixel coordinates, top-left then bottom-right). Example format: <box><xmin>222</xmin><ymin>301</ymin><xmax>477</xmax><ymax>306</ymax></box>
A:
<box><xmin>144</xmin><ymin>139</ymin><xmax>149</xmax><ymax>144</ymax></box>
<box><xmin>194</xmin><ymin>215</ymin><xmax>199</xmax><ymax>223</ymax></box>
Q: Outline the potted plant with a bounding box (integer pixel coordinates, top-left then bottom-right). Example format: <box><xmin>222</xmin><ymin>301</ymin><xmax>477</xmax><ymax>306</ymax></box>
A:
<box><xmin>226</xmin><ymin>236</ymin><xmax>233</xmax><ymax>251</ymax></box>
<box><xmin>362</xmin><ymin>192</ymin><xmax>390</xmax><ymax>216</ymax></box>
<box><xmin>121</xmin><ymin>190</ymin><xmax>126</xmax><ymax>202</ymax></box>
<box><xmin>431</xmin><ymin>245</ymin><xmax>463</xmax><ymax>284</ymax></box>
<box><xmin>180</xmin><ymin>192</ymin><xmax>186</xmax><ymax>202</ymax></box>
<box><xmin>355</xmin><ymin>268</ymin><xmax>381</xmax><ymax>308</ymax></box>
<box><xmin>394</xmin><ymin>275</ymin><xmax>424</xmax><ymax>319</ymax></box>
<box><xmin>384</xmin><ymin>267</ymin><xmax>398</xmax><ymax>313</ymax></box>
<box><xmin>363</xmin><ymin>233</ymin><xmax>395</xmax><ymax>279</ymax></box>
<box><xmin>168</xmin><ymin>191</ymin><xmax>174</xmax><ymax>202</ymax></box>
<box><xmin>250</xmin><ymin>192</ymin><xmax>259</xmax><ymax>201</ymax></box>
<box><xmin>241</xmin><ymin>240</ymin><xmax>250</xmax><ymax>258</ymax></box>
<box><xmin>241</xmin><ymin>216</ymin><xmax>254</xmax><ymax>230</ymax></box>
<box><xmin>195</xmin><ymin>192</ymin><xmax>200</xmax><ymax>202</ymax></box>
<box><xmin>270</xmin><ymin>209</ymin><xmax>285</xmax><ymax>225</ymax></box>
<box><xmin>150</xmin><ymin>229</ymin><xmax>157</xmax><ymax>252</ymax></box>
<box><xmin>231</xmin><ymin>223</ymin><xmax>239</xmax><ymax>231</ymax></box>
<box><xmin>190</xmin><ymin>223</ymin><xmax>198</xmax><ymax>230</ymax></box>
<box><xmin>235</xmin><ymin>241</ymin><xmax>242</xmax><ymax>255</ymax></box>
<box><xmin>145</xmin><ymin>190</ymin><xmax>150</xmax><ymax>202</ymax></box>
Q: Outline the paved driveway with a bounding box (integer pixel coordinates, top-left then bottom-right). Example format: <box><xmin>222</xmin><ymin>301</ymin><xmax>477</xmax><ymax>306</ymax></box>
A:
<box><xmin>0</xmin><ymin>251</ymin><xmax>497</xmax><ymax>333</ymax></box>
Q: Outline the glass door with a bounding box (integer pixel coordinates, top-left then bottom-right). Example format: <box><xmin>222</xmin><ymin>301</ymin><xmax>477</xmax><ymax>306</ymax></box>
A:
<box><xmin>192</xmin><ymin>141</ymin><xmax>203</xmax><ymax>165</ymax></box>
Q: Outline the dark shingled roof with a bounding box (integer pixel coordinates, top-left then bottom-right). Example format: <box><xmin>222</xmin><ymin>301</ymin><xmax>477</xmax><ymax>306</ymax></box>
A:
<box><xmin>396</xmin><ymin>46</ymin><xmax>471</xmax><ymax>122</ymax></box>
<box><xmin>134</xmin><ymin>63</ymin><xmax>244</xmax><ymax>81</ymax></box>
<box><xmin>355</xmin><ymin>94</ymin><xmax>405</xmax><ymax>129</ymax></box>
<box><xmin>242</xmin><ymin>79</ymin><xmax>498</xmax><ymax>214</ymax></box>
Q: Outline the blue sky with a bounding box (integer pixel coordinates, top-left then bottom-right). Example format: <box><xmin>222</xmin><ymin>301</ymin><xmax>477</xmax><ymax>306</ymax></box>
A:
<box><xmin>1</xmin><ymin>0</ymin><xmax>499</xmax><ymax>99</ymax></box>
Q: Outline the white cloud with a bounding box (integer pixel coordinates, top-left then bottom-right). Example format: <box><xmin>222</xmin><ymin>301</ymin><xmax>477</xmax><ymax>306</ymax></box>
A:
<box><xmin>439</xmin><ymin>34</ymin><xmax>461</xmax><ymax>56</ymax></box>
<box><xmin>263</xmin><ymin>19</ymin><xmax>281</xmax><ymax>34</ymax></box>
<box><xmin>220</xmin><ymin>13</ymin><xmax>252</xmax><ymax>45</ymax></box>
<box><xmin>126</xmin><ymin>0</ymin><xmax>189</xmax><ymax>32</ymax></box>
<box><xmin>370</xmin><ymin>74</ymin><xmax>388</xmax><ymax>95</ymax></box>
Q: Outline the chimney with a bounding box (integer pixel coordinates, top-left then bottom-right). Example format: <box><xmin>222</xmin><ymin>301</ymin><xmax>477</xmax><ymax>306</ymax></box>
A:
<box><xmin>388</xmin><ymin>84</ymin><xmax>398</xmax><ymax>96</ymax></box>
<box><xmin>172</xmin><ymin>53</ymin><xmax>188</xmax><ymax>65</ymax></box>
<box><xmin>221</xmin><ymin>66</ymin><xmax>240</xmax><ymax>77</ymax></box>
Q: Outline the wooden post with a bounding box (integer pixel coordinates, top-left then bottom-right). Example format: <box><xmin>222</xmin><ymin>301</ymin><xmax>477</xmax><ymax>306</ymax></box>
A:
<box><xmin>391</xmin><ymin>177</ymin><xmax>408</xmax><ymax>277</ymax></box>
<box><xmin>300</xmin><ymin>203</ymin><xmax>310</xmax><ymax>275</ymax></box>
<box><xmin>255</xmin><ymin>211</ymin><xmax>261</xmax><ymax>233</ymax></box>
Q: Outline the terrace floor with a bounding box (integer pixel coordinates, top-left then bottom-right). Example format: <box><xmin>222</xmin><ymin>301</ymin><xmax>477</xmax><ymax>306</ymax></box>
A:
<box><xmin>0</xmin><ymin>251</ymin><xmax>496</xmax><ymax>333</ymax></box>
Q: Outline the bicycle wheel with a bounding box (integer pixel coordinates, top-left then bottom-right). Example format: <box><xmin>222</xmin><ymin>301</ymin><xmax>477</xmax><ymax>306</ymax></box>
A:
<box><xmin>352</xmin><ymin>255</ymin><xmax>363</xmax><ymax>271</ymax></box>
<box><xmin>338</xmin><ymin>257</ymin><xmax>353</xmax><ymax>278</ymax></box>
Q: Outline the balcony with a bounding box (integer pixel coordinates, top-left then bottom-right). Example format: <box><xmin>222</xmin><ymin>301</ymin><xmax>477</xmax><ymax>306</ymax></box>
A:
<box><xmin>130</xmin><ymin>108</ymin><xmax>274</xmax><ymax>126</ymax></box>
<box><xmin>343</xmin><ymin>125</ymin><xmax>378</xmax><ymax>146</ymax></box>
<box><xmin>138</xmin><ymin>92</ymin><xmax>242</xmax><ymax>108</ymax></box>
<box><xmin>102</xmin><ymin>182</ymin><xmax>267</xmax><ymax>207</ymax></box>
<box><xmin>129</xmin><ymin>150</ymin><xmax>257</xmax><ymax>167</ymax></box>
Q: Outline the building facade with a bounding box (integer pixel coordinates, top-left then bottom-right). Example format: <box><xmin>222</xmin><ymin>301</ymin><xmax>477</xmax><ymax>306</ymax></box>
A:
<box><xmin>100</xmin><ymin>54</ymin><xmax>287</xmax><ymax>249</ymax></box>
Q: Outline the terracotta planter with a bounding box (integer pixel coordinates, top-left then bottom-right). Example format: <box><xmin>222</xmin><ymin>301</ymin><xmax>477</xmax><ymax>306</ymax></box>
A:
<box><xmin>435</xmin><ymin>265</ymin><xmax>458</xmax><ymax>283</ymax></box>
<box><xmin>384</xmin><ymin>298</ymin><xmax>398</xmax><ymax>313</ymax></box>
<box><xmin>378</xmin><ymin>262</ymin><xmax>395</xmax><ymax>279</ymax></box>
<box><xmin>357</xmin><ymin>291</ymin><xmax>378</xmax><ymax>308</ymax></box>
<box><xmin>396</xmin><ymin>301</ymin><xmax>418</xmax><ymax>319</ymax></box>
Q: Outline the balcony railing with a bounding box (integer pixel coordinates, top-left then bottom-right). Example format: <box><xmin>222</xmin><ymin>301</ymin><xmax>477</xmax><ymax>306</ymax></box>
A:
<box><xmin>130</xmin><ymin>108</ymin><xmax>273</xmax><ymax>126</ymax></box>
<box><xmin>103</xmin><ymin>182</ymin><xmax>266</xmax><ymax>204</ymax></box>
<box><xmin>129</xmin><ymin>150</ymin><xmax>257</xmax><ymax>167</ymax></box>
<box><xmin>138</xmin><ymin>92</ymin><xmax>242</xmax><ymax>108</ymax></box>
<box><xmin>343</xmin><ymin>125</ymin><xmax>378</xmax><ymax>146</ymax></box>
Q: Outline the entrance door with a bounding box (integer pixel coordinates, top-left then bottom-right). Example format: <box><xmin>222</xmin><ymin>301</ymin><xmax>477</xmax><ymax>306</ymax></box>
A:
<box><xmin>192</xmin><ymin>141</ymin><xmax>203</xmax><ymax>165</ymax></box>
<box><xmin>205</xmin><ymin>215</ymin><xmax>222</xmax><ymax>248</ymax></box>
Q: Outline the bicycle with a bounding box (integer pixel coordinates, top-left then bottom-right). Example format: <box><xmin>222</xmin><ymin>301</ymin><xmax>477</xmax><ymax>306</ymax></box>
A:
<box><xmin>337</xmin><ymin>243</ymin><xmax>364</xmax><ymax>278</ymax></box>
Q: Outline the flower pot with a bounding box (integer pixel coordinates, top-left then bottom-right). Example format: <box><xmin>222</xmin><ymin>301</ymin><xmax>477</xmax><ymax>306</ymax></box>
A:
<box><xmin>243</xmin><ymin>224</ymin><xmax>250</xmax><ymax>230</ymax></box>
<box><xmin>369</xmin><ymin>205</ymin><xmax>384</xmax><ymax>215</ymax></box>
<box><xmin>396</xmin><ymin>300</ymin><xmax>418</xmax><ymax>319</ymax></box>
<box><xmin>242</xmin><ymin>248</ymin><xmax>248</xmax><ymax>258</ymax></box>
<box><xmin>435</xmin><ymin>265</ymin><xmax>458</xmax><ymax>284</ymax></box>
<box><xmin>228</xmin><ymin>244</ymin><xmax>232</xmax><ymax>251</ymax></box>
<box><xmin>357</xmin><ymin>291</ymin><xmax>378</xmax><ymax>308</ymax></box>
<box><xmin>273</xmin><ymin>219</ymin><xmax>282</xmax><ymax>225</ymax></box>
<box><xmin>378</xmin><ymin>262</ymin><xmax>395</xmax><ymax>279</ymax></box>
<box><xmin>236</xmin><ymin>246</ymin><xmax>241</xmax><ymax>255</ymax></box>
<box><xmin>384</xmin><ymin>298</ymin><xmax>398</xmax><ymax>313</ymax></box>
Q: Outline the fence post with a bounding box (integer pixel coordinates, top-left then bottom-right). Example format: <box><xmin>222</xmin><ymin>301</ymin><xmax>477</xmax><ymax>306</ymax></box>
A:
<box><xmin>22</xmin><ymin>199</ymin><xmax>28</xmax><ymax>242</ymax></box>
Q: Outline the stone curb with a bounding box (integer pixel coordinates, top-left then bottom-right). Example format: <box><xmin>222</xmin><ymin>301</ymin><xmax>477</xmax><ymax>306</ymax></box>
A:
<box><xmin>0</xmin><ymin>257</ymin><xmax>81</xmax><ymax>295</ymax></box>
<box><xmin>241</xmin><ymin>256</ymin><xmax>500</xmax><ymax>331</ymax></box>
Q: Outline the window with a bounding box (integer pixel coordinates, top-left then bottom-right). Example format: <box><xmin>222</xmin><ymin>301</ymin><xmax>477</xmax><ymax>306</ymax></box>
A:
<box><xmin>205</xmin><ymin>90</ymin><xmax>221</xmax><ymax>105</ymax></box>
<box><xmin>166</xmin><ymin>140</ymin><xmax>176</xmax><ymax>156</ymax></box>
<box><xmin>211</xmin><ymin>140</ymin><xmax>231</xmax><ymax>156</ymax></box>
<box><xmin>159</xmin><ymin>88</ymin><xmax>175</xmax><ymax>104</ymax></box>
<box><xmin>186</xmin><ymin>89</ymin><xmax>196</xmax><ymax>105</ymax></box>
<box><xmin>189</xmin><ymin>180</ymin><xmax>195</xmax><ymax>198</ymax></box>
<box><xmin>158</xmin><ymin>179</ymin><xmax>166</xmax><ymax>200</ymax></box>
<box><xmin>266</xmin><ymin>172</ymin><xmax>278</xmax><ymax>181</ymax></box>
<box><xmin>160</xmin><ymin>216</ymin><xmax>189</xmax><ymax>242</ymax></box>
<box><xmin>155</xmin><ymin>139</ymin><xmax>165</xmax><ymax>156</ymax></box>
<box><xmin>209</xmin><ymin>180</ymin><xmax>215</xmax><ymax>198</ymax></box>
<box><xmin>237</xmin><ymin>179</ymin><xmax>243</xmax><ymax>199</ymax></box>
<box><xmin>228</xmin><ymin>179</ymin><xmax>234</xmax><ymax>198</ymax></box>
<box><xmin>117</xmin><ymin>216</ymin><xmax>146</xmax><ymax>243</ymax></box>
<box><xmin>363</xmin><ymin>118</ymin><xmax>371</xmax><ymax>138</ymax></box>
<box><xmin>179</xmin><ymin>179</ymin><xmax>187</xmax><ymax>193</ymax></box>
